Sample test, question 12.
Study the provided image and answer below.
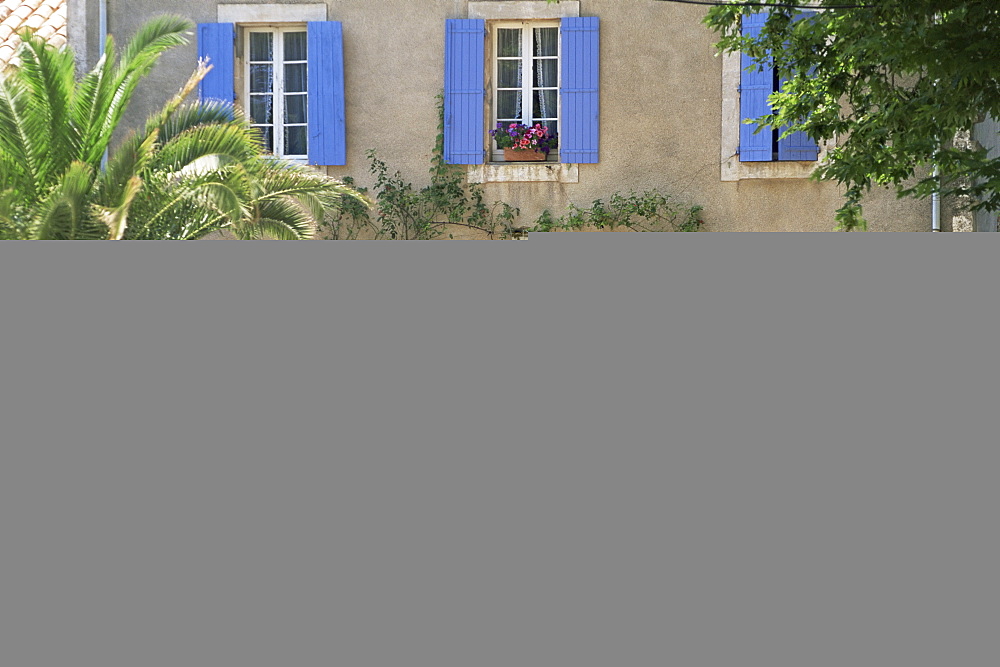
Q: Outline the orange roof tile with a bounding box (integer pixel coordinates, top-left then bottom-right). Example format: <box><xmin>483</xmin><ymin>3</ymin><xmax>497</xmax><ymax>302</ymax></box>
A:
<box><xmin>0</xmin><ymin>0</ymin><xmax>66</xmax><ymax>71</ymax></box>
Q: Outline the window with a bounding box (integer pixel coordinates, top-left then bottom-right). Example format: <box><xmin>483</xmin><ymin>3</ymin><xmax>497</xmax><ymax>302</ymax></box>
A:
<box><xmin>246</xmin><ymin>28</ymin><xmax>309</xmax><ymax>158</ymax></box>
<box><xmin>443</xmin><ymin>14</ymin><xmax>599</xmax><ymax>166</ymax></box>
<box><xmin>738</xmin><ymin>11</ymin><xmax>818</xmax><ymax>163</ymax></box>
<box><xmin>196</xmin><ymin>16</ymin><xmax>346</xmax><ymax>166</ymax></box>
<box><xmin>492</xmin><ymin>22</ymin><xmax>560</xmax><ymax>161</ymax></box>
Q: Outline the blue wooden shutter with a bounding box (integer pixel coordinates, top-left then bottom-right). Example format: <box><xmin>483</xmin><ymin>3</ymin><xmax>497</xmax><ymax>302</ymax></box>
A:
<box><xmin>444</xmin><ymin>19</ymin><xmax>485</xmax><ymax>165</ymax></box>
<box><xmin>739</xmin><ymin>12</ymin><xmax>773</xmax><ymax>162</ymax></box>
<box><xmin>197</xmin><ymin>23</ymin><xmax>235</xmax><ymax>107</ymax></box>
<box><xmin>560</xmin><ymin>16</ymin><xmax>600</xmax><ymax>164</ymax></box>
<box><xmin>307</xmin><ymin>21</ymin><xmax>347</xmax><ymax>166</ymax></box>
<box><xmin>777</xmin><ymin>12</ymin><xmax>819</xmax><ymax>161</ymax></box>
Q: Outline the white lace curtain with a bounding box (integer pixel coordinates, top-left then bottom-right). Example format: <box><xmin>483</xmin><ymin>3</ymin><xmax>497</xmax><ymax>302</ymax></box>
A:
<box><xmin>534</xmin><ymin>28</ymin><xmax>557</xmax><ymax>121</ymax></box>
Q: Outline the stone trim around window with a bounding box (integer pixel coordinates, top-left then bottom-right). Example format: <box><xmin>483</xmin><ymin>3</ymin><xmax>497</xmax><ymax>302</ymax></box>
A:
<box><xmin>464</xmin><ymin>3</ymin><xmax>582</xmax><ymax>182</ymax></box>
<box><xmin>720</xmin><ymin>50</ymin><xmax>834</xmax><ymax>181</ymax></box>
<box><xmin>469</xmin><ymin>1</ymin><xmax>580</xmax><ymax>20</ymax></box>
<box><xmin>218</xmin><ymin>3</ymin><xmax>327</xmax><ymax>23</ymax></box>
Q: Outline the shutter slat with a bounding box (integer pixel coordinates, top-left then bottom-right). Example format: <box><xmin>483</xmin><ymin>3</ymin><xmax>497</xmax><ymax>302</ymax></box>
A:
<box><xmin>739</xmin><ymin>12</ymin><xmax>773</xmax><ymax>162</ymax></box>
<box><xmin>197</xmin><ymin>23</ymin><xmax>235</xmax><ymax>109</ymax></box>
<box><xmin>444</xmin><ymin>19</ymin><xmax>485</xmax><ymax>165</ymax></box>
<box><xmin>307</xmin><ymin>21</ymin><xmax>347</xmax><ymax>166</ymax></box>
<box><xmin>560</xmin><ymin>16</ymin><xmax>600</xmax><ymax>164</ymax></box>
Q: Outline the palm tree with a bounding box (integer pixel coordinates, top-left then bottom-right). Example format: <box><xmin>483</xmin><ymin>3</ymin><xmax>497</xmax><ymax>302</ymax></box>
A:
<box><xmin>0</xmin><ymin>16</ymin><xmax>362</xmax><ymax>240</ymax></box>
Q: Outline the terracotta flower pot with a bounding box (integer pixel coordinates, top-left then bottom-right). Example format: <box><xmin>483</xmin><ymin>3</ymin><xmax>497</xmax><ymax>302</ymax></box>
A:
<box><xmin>504</xmin><ymin>148</ymin><xmax>547</xmax><ymax>162</ymax></box>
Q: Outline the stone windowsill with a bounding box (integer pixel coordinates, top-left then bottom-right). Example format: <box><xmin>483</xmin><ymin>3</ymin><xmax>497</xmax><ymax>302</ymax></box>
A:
<box><xmin>721</xmin><ymin>158</ymin><xmax>821</xmax><ymax>181</ymax></box>
<box><xmin>467</xmin><ymin>163</ymin><xmax>579</xmax><ymax>184</ymax></box>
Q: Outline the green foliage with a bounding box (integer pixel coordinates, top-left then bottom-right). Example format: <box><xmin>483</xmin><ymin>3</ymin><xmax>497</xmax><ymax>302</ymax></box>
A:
<box><xmin>705</xmin><ymin>1</ymin><xmax>1000</xmax><ymax>230</ymax></box>
<box><xmin>0</xmin><ymin>17</ymin><xmax>362</xmax><ymax>240</ymax></box>
<box><xmin>532</xmin><ymin>190</ymin><xmax>704</xmax><ymax>233</ymax></box>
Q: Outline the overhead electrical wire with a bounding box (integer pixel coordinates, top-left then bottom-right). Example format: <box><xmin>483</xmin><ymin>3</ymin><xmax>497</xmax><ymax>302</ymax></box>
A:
<box><xmin>651</xmin><ymin>0</ymin><xmax>877</xmax><ymax>8</ymax></box>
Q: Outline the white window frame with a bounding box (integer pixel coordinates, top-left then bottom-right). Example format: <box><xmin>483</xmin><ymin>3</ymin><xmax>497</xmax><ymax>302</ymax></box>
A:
<box><xmin>241</xmin><ymin>25</ymin><xmax>309</xmax><ymax>162</ymax></box>
<box><xmin>489</xmin><ymin>20</ymin><xmax>561</xmax><ymax>163</ymax></box>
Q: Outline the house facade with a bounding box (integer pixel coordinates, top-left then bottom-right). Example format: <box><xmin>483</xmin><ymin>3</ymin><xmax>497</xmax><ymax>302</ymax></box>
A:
<box><xmin>63</xmin><ymin>0</ymin><xmax>942</xmax><ymax>233</ymax></box>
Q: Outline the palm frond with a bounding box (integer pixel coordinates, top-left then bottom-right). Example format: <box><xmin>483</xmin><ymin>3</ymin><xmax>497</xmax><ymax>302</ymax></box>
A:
<box><xmin>94</xmin><ymin>18</ymin><xmax>193</xmax><ymax>159</ymax></box>
<box><xmin>34</xmin><ymin>161</ymin><xmax>100</xmax><ymax>239</ymax></box>
<box><xmin>94</xmin><ymin>175</ymin><xmax>142</xmax><ymax>240</ymax></box>
<box><xmin>250</xmin><ymin>159</ymin><xmax>368</xmax><ymax>207</ymax></box>
<box><xmin>159</xmin><ymin>101</ymin><xmax>241</xmax><ymax>144</ymax></box>
<box><xmin>242</xmin><ymin>196</ymin><xmax>317</xmax><ymax>240</ymax></box>
<box><xmin>236</xmin><ymin>218</ymin><xmax>310</xmax><ymax>241</ymax></box>
<box><xmin>122</xmin><ymin>167</ymin><xmax>244</xmax><ymax>240</ymax></box>
<box><xmin>151</xmin><ymin>121</ymin><xmax>258</xmax><ymax>173</ymax></box>
<box><xmin>0</xmin><ymin>188</ymin><xmax>29</xmax><ymax>239</ymax></box>
<box><xmin>0</xmin><ymin>71</ymin><xmax>43</xmax><ymax>198</ymax></box>
<box><xmin>13</xmin><ymin>33</ymin><xmax>81</xmax><ymax>181</ymax></box>
<box><xmin>118</xmin><ymin>16</ymin><xmax>193</xmax><ymax>69</ymax></box>
<box><xmin>98</xmin><ymin>66</ymin><xmax>214</xmax><ymax>203</ymax></box>
<box><xmin>98</xmin><ymin>128</ymin><xmax>159</xmax><ymax>206</ymax></box>
<box><xmin>182</xmin><ymin>179</ymin><xmax>245</xmax><ymax>225</ymax></box>
<box><xmin>74</xmin><ymin>17</ymin><xmax>193</xmax><ymax>167</ymax></box>
<box><xmin>71</xmin><ymin>41</ymin><xmax>117</xmax><ymax>166</ymax></box>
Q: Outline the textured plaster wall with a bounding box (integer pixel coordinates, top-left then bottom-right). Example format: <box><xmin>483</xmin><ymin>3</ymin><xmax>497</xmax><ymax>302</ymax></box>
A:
<box><xmin>102</xmin><ymin>0</ymin><xmax>931</xmax><ymax>233</ymax></box>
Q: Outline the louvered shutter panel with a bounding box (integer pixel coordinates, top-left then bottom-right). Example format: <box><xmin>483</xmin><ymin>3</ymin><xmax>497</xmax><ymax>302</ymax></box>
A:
<box><xmin>777</xmin><ymin>11</ymin><xmax>819</xmax><ymax>161</ymax></box>
<box><xmin>307</xmin><ymin>21</ymin><xmax>347</xmax><ymax>166</ymax></box>
<box><xmin>197</xmin><ymin>23</ymin><xmax>235</xmax><ymax>109</ymax></box>
<box><xmin>444</xmin><ymin>19</ymin><xmax>485</xmax><ymax>165</ymax></box>
<box><xmin>560</xmin><ymin>16</ymin><xmax>600</xmax><ymax>164</ymax></box>
<box><xmin>739</xmin><ymin>12</ymin><xmax>773</xmax><ymax>162</ymax></box>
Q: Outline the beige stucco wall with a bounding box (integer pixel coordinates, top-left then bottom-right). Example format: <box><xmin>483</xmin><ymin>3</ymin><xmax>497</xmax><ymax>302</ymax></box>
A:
<box><xmin>86</xmin><ymin>0</ymin><xmax>934</xmax><ymax>233</ymax></box>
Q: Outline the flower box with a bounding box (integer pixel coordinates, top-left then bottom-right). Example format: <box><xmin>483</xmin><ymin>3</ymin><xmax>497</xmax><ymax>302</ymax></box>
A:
<box><xmin>503</xmin><ymin>148</ymin><xmax>547</xmax><ymax>162</ymax></box>
<box><xmin>490</xmin><ymin>122</ymin><xmax>557</xmax><ymax>161</ymax></box>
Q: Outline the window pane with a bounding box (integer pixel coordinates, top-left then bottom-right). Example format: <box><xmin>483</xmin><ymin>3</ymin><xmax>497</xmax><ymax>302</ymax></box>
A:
<box><xmin>249</xmin><ymin>64</ymin><xmax>273</xmax><ymax>93</ymax></box>
<box><xmin>255</xmin><ymin>126</ymin><xmax>273</xmax><ymax>152</ymax></box>
<box><xmin>497</xmin><ymin>60</ymin><xmax>522</xmax><ymax>89</ymax></box>
<box><xmin>497</xmin><ymin>90</ymin><xmax>522</xmax><ymax>120</ymax></box>
<box><xmin>497</xmin><ymin>29</ymin><xmax>521</xmax><ymax>58</ymax></box>
<box><xmin>285</xmin><ymin>95</ymin><xmax>307</xmax><ymax>124</ymax></box>
<box><xmin>533</xmin><ymin>28</ymin><xmax>558</xmax><ymax>57</ymax></box>
<box><xmin>533</xmin><ymin>90</ymin><xmax>558</xmax><ymax>119</ymax></box>
<box><xmin>249</xmin><ymin>33</ymin><xmax>273</xmax><ymax>62</ymax></box>
<box><xmin>534</xmin><ymin>59</ymin><xmax>558</xmax><ymax>88</ymax></box>
<box><xmin>249</xmin><ymin>95</ymin><xmax>273</xmax><ymax>124</ymax></box>
<box><xmin>284</xmin><ymin>32</ymin><xmax>307</xmax><ymax>61</ymax></box>
<box><xmin>285</xmin><ymin>63</ymin><xmax>307</xmax><ymax>93</ymax></box>
<box><xmin>285</xmin><ymin>125</ymin><xmax>307</xmax><ymax>156</ymax></box>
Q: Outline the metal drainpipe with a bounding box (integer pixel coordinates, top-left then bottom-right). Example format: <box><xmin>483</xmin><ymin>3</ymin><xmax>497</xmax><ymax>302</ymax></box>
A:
<box><xmin>99</xmin><ymin>0</ymin><xmax>108</xmax><ymax>169</ymax></box>
<box><xmin>98</xmin><ymin>0</ymin><xmax>107</xmax><ymax>61</ymax></box>
<box><xmin>932</xmin><ymin>164</ymin><xmax>941</xmax><ymax>232</ymax></box>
